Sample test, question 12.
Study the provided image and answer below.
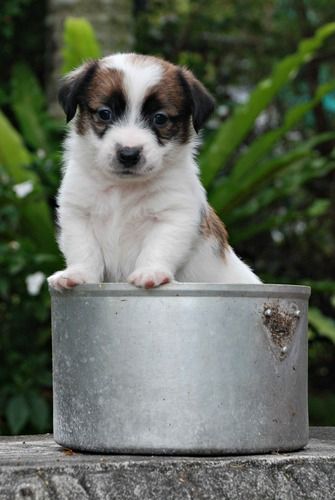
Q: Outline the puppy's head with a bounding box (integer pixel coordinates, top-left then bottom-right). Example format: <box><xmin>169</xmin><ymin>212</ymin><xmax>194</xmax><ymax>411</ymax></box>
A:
<box><xmin>59</xmin><ymin>54</ymin><xmax>215</xmax><ymax>180</ymax></box>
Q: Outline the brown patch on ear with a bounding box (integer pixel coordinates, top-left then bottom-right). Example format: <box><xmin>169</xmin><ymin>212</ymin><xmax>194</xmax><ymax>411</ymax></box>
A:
<box><xmin>58</xmin><ymin>61</ymin><xmax>98</xmax><ymax>122</ymax></box>
<box><xmin>180</xmin><ymin>69</ymin><xmax>215</xmax><ymax>133</ymax></box>
<box><xmin>200</xmin><ymin>205</ymin><xmax>228</xmax><ymax>258</ymax></box>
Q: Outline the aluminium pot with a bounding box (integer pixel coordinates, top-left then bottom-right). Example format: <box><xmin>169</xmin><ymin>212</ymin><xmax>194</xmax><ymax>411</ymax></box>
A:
<box><xmin>50</xmin><ymin>283</ymin><xmax>310</xmax><ymax>455</ymax></box>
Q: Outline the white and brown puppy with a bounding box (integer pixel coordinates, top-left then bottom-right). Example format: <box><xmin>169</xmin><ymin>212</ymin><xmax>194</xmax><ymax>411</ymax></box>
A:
<box><xmin>48</xmin><ymin>53</ymin><xmax>260</xmax><ymax>290</ymax></box>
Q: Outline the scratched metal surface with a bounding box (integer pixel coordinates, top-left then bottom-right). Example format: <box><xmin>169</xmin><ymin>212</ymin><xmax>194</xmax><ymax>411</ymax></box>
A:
<box><xmin>50</xmin><ymin>283</ymin><xmax>310</xmax><ymax>454</ymax></box>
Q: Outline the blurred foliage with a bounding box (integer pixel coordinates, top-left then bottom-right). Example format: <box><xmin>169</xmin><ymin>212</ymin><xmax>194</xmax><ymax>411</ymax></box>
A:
<box><xmin>0</xmin><ymin>110</ymin><xmax>58</xmax><ymax>254</ymax></box>
<box><xmin>61</xmin><ymin>17</ymin><xmax>102</xmax><ymax>74</ymax></box>
<box><xmin>10</xmin><ymin>64</ymin><xmax>53</xmax><ymax>151</ymax></box>
<box><xmin>0</xmin><ymin>168</ymin><xmax>56</xmax><ymax>434</ymax></box>
<box><xmin>0</xmin><ymin>0</ymin><xmax>47</xmax><ymax>108</ymax></box>
<box><xmin>0</xmin><ymin>5</ymin><xmax>62</xmax><ymax>434</ymax></box>
<box><xmin>1</xmin><ymin>1</ymin><xmax>335</xmax><ymax>433</ymax></box>
<box><xmin>135</xmin><ymin>0</ymin><xmax>335</xmax><ymax>93</ymax></box>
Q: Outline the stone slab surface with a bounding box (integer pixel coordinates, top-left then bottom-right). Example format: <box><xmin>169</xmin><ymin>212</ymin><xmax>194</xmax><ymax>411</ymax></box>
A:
<box><xmin>0</xmin><ymin>427</ymin><xmax>334</xmax><ymax>499</ymax></box>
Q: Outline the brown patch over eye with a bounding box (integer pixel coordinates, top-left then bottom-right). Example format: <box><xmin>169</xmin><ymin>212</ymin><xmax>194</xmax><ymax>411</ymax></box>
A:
<box><xmin>141</xmin><ymin>62</ymin><xmax>193</xmax><ymax>145</ymax></box>
<box><xmin>86</xmin><ymin>68</ymin><xmax>124</xmax><ymax>108</ymax></box>
<box><xmin>76</xmin><ymin>67</ymin><xmax>126</xmax><ymax>137</ymax></box>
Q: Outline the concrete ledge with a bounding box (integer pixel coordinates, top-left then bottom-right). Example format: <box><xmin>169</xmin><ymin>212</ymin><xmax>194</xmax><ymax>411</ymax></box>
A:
<box><xmin>0</xmin><ymin>427</ymin><xmax>334</xmax><ymax>499</ymax></box>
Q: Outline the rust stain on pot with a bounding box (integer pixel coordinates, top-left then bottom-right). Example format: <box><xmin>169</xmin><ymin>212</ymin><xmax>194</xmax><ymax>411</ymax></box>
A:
<box><xmin>262</xmin><ymin>303</ymin><xmax>299</xmax><ymax>360</ymax></box>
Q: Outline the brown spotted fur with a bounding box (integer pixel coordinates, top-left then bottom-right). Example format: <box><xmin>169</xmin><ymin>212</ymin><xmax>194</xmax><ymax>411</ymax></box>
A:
<box><xmin>200</xmin><ymin>206</ymin><xmax>228</xmax><ymax>258</ymax></box>
<box><xmin>86</xmin><ymin>67</ymin><xmax>124</xmax><ymax>109</ymax></box>
<box><xmin>76</xmin><ymin>67</ymin><xmax>124</xmax><ymax>136</ymax></box>
<box><xmin>145</xmin><ymin>61</ymin><xmax>193</xmax><ymax>144</ymax></box>
<box><xmin>73</xmin><ymin>55</ymin><xmax>211</xmax><ymax>143</ymax></box>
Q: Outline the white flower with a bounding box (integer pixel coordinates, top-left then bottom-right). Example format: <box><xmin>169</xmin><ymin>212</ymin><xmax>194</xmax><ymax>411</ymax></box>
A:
<box><xmin>8</xmin><ymin>241</ymin><xmax>20</xmax><ymax>251</ymax></box>
<box><xmin>286</xmin><ymin>130</ymin><xmax>302</xmax><ymax>142</ymax></box>
<box><xmin>255</xmin><ymin>111</ymin><xmax>268</xmax><ymax>130</ymax></box>
<box><xmin>207</xmin><ymin>118</ymin><xmax>220</xmax><ymax>129</ymax></box>
<box><xmin>217</xmin><ymin>105</ymin><xmax>229</xmax><ymax>117</ymax></box>
<box><xmin>13</xmin><ymin>181</ymin><xmax>33</xmax><ymax>198</ymax></box>
<box><xmin>294</xmin><ymin>221</ymin><xmax>307</xmax><ymax>235</ymax></box>
<box><xmin>26</xmin><ymin>272</ymin><xmax>45</xmax><ymax>296</ymax></box>
<box><xmin>226</xmin><ymin>85</ymin><xmax>250</xmax><ymax>104</ymax></box>
<box><xmin>37</xmin><ymin>149</ymin><xmax>46</xmax><ymax>159</ymax></box>
<box><xmin>271</xmin><ymin>230</ymin><xmax>284</xmax><ymax>244</ymax></box>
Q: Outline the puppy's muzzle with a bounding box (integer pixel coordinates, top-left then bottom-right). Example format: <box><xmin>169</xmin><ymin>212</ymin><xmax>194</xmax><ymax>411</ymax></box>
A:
<box><xmin>117</xmin><ymin>146</ymin><xmax>142</xmax><ymax>168</ymax></box>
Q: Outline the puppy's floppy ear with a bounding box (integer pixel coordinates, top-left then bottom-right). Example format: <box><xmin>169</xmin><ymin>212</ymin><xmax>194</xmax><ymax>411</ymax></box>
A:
<box><xmin>58</xmin><ymin>61</ymin><xmax>98</xmax><ymax>122</ymax></box>
<box><xmin>179</xmin><ymin>69</ymin><xmax>215</xmax><ymax>133</ymax></box>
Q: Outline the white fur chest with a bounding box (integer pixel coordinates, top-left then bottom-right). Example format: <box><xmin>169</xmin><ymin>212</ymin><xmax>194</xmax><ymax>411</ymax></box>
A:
<box><xmin>87</xmin><ymin>185</ymin><xmax>161</xmax><ymax>281</ymax></box>
<box><xmin>57</xmin><ymin>148</ymin><xmax>206</xmax><ymax>284</ymax></box>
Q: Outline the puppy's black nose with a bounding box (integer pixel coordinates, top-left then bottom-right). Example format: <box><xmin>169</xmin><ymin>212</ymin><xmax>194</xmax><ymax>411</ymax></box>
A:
<box><xmin>117</xmin><ymin>146</ymin><xmax>142</xmax><ymax>167</ymax></box>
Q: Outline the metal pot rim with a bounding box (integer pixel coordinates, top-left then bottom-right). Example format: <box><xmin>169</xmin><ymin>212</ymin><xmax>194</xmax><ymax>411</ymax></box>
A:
<box><xmin>49</xmin><ymin>283</ymin><xmax>311</xmax><ymax>298</ymax></box>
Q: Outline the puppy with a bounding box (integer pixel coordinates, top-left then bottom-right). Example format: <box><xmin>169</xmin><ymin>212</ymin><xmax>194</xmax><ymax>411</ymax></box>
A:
<box><xmin>48</xmin><ymin>53</ymin><xmax>260</xmax><ymax>290</ymax></box>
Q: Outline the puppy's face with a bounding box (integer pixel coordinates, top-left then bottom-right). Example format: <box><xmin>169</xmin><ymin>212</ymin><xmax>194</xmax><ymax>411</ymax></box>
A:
<box><xmin>59</xmin><ymin>54</ymin><xmax>214</xmax><ymax>180</ymax></box>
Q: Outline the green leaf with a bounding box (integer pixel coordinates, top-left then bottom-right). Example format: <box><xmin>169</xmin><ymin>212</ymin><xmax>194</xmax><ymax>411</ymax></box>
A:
<box><xmin>28</xmin><ymin>393</ymin><xmax>50</xmax><ymax>432</ymax></box>
<box><xmin>306</xmin><ymin>199</ymin><xmax>331</xmax><ymax>217</ymax></box>
<box><xmin>230</xmin><ymin>197</ymin><xmax>330</xmax><ymax>244</ymax></box>
<box><xmin>62</xmin><ymin>17</ymin><xmax>102</xmax><ymax>74</ymax></box>
<box><xmin>0</xmin><ymin>277</ymin><xmax>9</xmax><ymax>297</ymax></box>
<box><xmin>210</xmin><ymin>146</ymin><xmax>308</xmax><ymax>213</ymax></box>
<box><xmin>228</xmin><ymin>81</ymin><xmax>335</xmax><ymax>184</ymax></box>
<box><xmin>200</xmin><ymin>22</ymin><xmax>335</xmax><ymax>187</ymax></box>
<box><xmin>309</xmin><ymin>394</ymin><xmax>335</xmax><ymax>426</ymax></box>
<box><xmin>0</xmin><ymin>111</ymin><xmax>31</xmax><ymax>171</ymax></box>
<box><xmin>302</xmin><ymin>281</ymin><xmax>335</xmax><ymax>293</ymax></box>
<box><xmin>210</xmin><ymin>131</ymin><xmax>335</xmax><ymax>213</ymax></box>
<box><xmin>226</xmin><ymin>157</ymin><xmax>335</xmax><ymax>225</ymax></box>
<box><xmin>309</xmin><ymin>308</ymin><xmax>335</xmax><ymax>343</ymax></box>
<box><xmin>6</xmin><ymin>395</ymin><xmax>30</xmax><ymax>434</ymax></box>
<box><xmin>229</xmin><ymin>205</ymin><xmax>297</xmax><ymax>244</ymax></box>
<box><xmin>0</xmin><ymin>110</ymin><xmax>58</xmax><ymax>255</ymax></box>
<box><xmin>10</xmin><ymin>64</ymin><xmax>51</xmax><ymax>151</ymax></box>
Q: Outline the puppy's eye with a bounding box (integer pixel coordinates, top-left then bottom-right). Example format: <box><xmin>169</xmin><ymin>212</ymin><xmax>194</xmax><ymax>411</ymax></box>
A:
<box><xmin>153</xmin><ymin>112</ymin><xmax>168</xmax><ymax>127</ymax></box>
<box><xmin>97</xmin><ymin>107</ymin><xmax>113</xmax><ymax>122</ymax></box>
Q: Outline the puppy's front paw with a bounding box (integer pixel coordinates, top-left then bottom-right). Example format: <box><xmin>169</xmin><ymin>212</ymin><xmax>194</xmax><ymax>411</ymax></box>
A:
<box><xmin>47</xmin><ymin>269</ymin><xmax>88</xmax><ymax>291</ymax></box>
<box><xmin>128</xmin><ymin>267</ymin><xmax>173</xmax><ymax>289</ymax></box>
